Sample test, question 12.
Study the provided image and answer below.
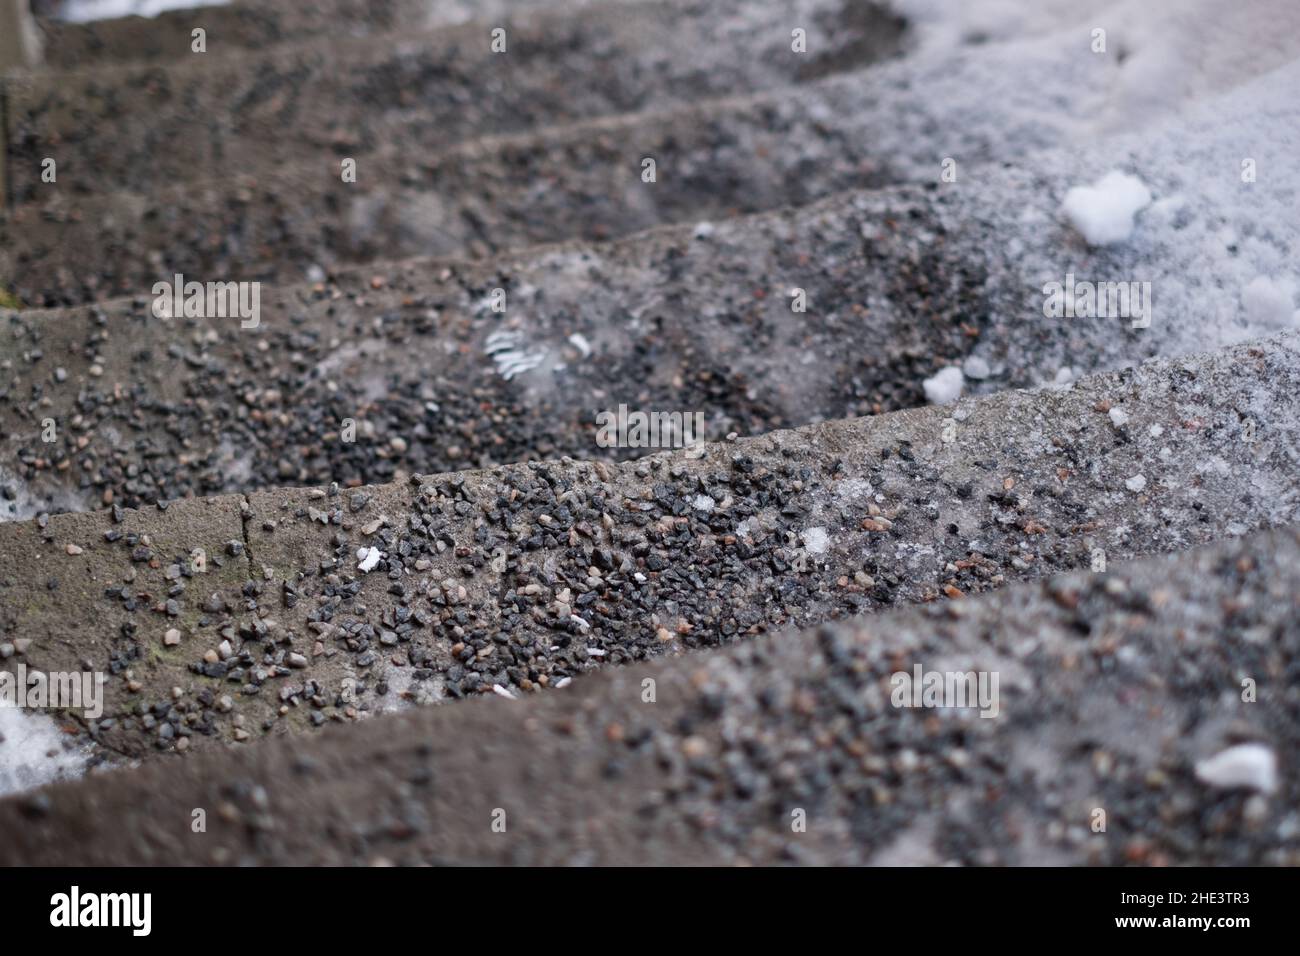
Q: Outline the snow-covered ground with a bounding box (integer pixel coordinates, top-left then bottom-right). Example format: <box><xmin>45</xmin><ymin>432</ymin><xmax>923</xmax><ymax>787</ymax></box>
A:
<box><xmin>0</xmin><ymin>705</ymin><xmax>92</xmax><ymax>798</ymax></box>
<box><xmin>880</xmin><ymin>0</ymin><xmax>1300</xmax><ymax>399</ymax></box>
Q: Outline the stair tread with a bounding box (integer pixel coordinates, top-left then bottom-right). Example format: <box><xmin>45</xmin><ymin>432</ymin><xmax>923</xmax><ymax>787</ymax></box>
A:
<box><xmin>3</xmin><ymin>514</ymin><xmax>1297</xmax><ymax>863</ymax></box>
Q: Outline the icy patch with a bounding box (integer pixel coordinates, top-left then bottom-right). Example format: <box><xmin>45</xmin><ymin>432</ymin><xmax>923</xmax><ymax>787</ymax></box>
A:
<box><xmin>57</xmin><ymin>0</ymin><xmax>224</xmax><ymax>22</ymax></box>
<box><xmin>1195</xmin><ymin>743</ymin><xmax>1278</xmax><ymax>794</ymax></box>
<box><xmin>1061</xmin><ymin>171</ymin><xmax>1152</xmax><ymax>246</ymax></box>
<box><xmin>484</xmin><ymin>330</ymin><xmax>547</xmax><ymax>381</ymax></box>
<box><xmin>922</xmin><ymin>366</ymin><xmax>964</xmax><ymax>405</ymax></box>
<box><xmin>0</xmin><ymin>706</ymin><xmax>91</xmax><ymax>798</ymax></box>
<box><xmin>801</xmin><ymin>527</ymin><xmax>830</xmax><ymax>555</ymax></box>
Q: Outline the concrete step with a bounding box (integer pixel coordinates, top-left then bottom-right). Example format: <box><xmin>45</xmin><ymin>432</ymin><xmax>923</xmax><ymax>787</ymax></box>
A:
<box><xmin>0</xmin><ymin>182</ymin><xmax>998</xmax><ymax>519</ymax></box>
<box><xmin>3</xmin><ymin>516</ymin><xmax>1296</xmax><ymax>864</ymax></box>
<box><xmin>1</xmin><ymin>330</ymin><xmax>1297</xmax><ymax>776</ymax></box>
<box><xmin>3</xmin><ymin>0</ymin><xmax>906</xmax><ymax>204</ymax></box>
<box><xmin>35</xmin><ymin>0</ymin><xmax>590</xmax><ymax>70</ymax></box>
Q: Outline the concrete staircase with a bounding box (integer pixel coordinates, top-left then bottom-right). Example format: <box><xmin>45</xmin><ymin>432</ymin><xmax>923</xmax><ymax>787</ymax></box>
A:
<box><xmin>1</xmin><ymin>0</ymin><xmax>1298</xmax><ymax>865</ymax></box>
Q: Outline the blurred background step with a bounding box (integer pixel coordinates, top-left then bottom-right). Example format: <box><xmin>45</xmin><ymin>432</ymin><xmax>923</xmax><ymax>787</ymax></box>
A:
<box><xmin>0</xmin><ymin>7</ymin><xmax>1104</xmax><ymax>309</ymax></box>
<box><xmin>2</xmin><ymin>0</ymin><xmax>907</xmax><ymax>205</ymax></box>
<box><xmin>3</xmin><ymin>517</ymin><xmax>1297</xmax><ymax>863</ymax></box>
<box><xmin>32</xmin><ymin>0</ymin><xmax>604</xmax><ymax>70</ymax></box>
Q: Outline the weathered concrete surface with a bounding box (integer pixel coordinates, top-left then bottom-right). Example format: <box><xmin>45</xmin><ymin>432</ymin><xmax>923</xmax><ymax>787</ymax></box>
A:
<box><xmin>3</xmin><ymin>519</ymin><xmax>1297</xmax><ymax>866</ymax></box>
<box><xmin>0</xmin><ymin>78</ymin><xmax>902</xmax><ymax>304</ymax></box>
<box><xmin>3</xmin><ymin>0</ymin><xmax>905</xmax><ymax>205</ymax></box>
<box><xmin>1</xmin><ymin>184</ymin><xmax>995</xmax><ymax>517</ymax></box>
<box><xmin>2</xmin><ymin>332</ymin><xmax>1298</xmax><ymax>772</ymax></box>
<box><xmin>34</xmin><ymin>0</ymin><xmax>595</xmax><ymax>70</ymax></box>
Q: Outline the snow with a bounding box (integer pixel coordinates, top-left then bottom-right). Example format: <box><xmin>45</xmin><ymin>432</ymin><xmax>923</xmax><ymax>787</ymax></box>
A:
<box><xmin>1195</xmin><ymin>743</ymin><xmax>1278</xmax><ymax>794</ymax></box>
<box><xmin>56</xmin><ymin>0</ymin><xmax>224</xmax><ymax>22</ymax></box>
<box><xmin>1242</xmin><ymin>276</ymin><xmax>1299</xmax><ymax>329</ymax></box>
<box><xmin>962</xmin><ymin>356</ymin><xmax>991</xmax><ymax>380</ymax></box>
<box><xmin>0</xmin><ymin>705</ymin><xmax>91</xmax><ymax>798</ymax></box>
<box><xmin>922</xmin><ymin>366</ymin><xmax>964</xmax><ymax>405</ymax></box>
<box><xmin>1108</xmin><ymin>407</ymin><xmax>1129</xmax><ymax>427</ymax></box>
<box><xmin>1061</xmin><ymin>171</ymin><xmax>1152</xmax><ymax>246</ymax></box>
<box><xmin>801</xmin><ymin>526</ymin><xmax>830</xmax><ymax>555</ymax></box>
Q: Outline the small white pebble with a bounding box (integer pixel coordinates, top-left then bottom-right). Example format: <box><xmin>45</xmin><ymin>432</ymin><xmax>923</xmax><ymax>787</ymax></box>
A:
<box><xmin>1124</xmin><ymin>474</ymin><xmax>1147</xmax><ymax>493</ymax></box>
<box><xmin>554</xmin><ymin>677</ymin><xmax>572</xmax><ymax>689</ymax></box>
<box><xmin>962</xmin><ymin>356</ymin><xmax>991</xmax><ymax>380</ymax></box>
<box><xmin>491</xmin><ymin>684</ymin><xmax>517</xmax><ymax>700</ymax></box>
<box><xmin>692</xmin><ymin>494</ymin><xmax>715</xmax><ymax>512</ymax></box>
<box><xmin>356</xmin><ymin>547</ymin><xmax>382</xmax><ymax>573</ymax></box>
<box><xmin>1108</xmin><ymin>407</ymin><xmax>1129</xmax><ymax>427</ymax></box>
<box><xmin>692</xmin><ymin>221</ymin><xmax>715</xmax><ymax>240</ymax></box>
<box><xmin>1149</xmin><ymin>424</ymin><xmax>1164</xmax><ymax>437</ymax></box>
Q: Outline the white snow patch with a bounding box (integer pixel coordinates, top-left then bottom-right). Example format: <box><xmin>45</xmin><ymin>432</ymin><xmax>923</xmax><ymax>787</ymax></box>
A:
<box><xmin>1195</xmin><ymin>743</ymin><xmax>1278</xmax><ymax>794</ymax></box>
<box><xmin>0</xmin><ymin>706</ymin><xmax>91</xmax><ymax>797</ymax></box>
<box><xmin>1242</xmin><ymin>276</ymin><xmax>1299</xmax><ymax>328</ymax></box>
<box><xmin>1062</xmin><ymin>171</ymin><xmax>1152</xmax><ymax>246</ymax></box>
<box><xmin>57</xmin><ymin>0</ymin><xmax>224</xmax><ymax>22</ymax></box>
<box><xmin>801</xmin><ymin>526</ymin><xmax>830</xmax><ymax>555</ymax></box>
<box><xmin>484</xmin><ymin>329</ymin><xmax>547</xmax><ymax>381</ymax></box>
<box><xmin>962</xmin><ymin>356</ymin><xmax>991</xmax><ymax>380</ymax></box>
<box><xmin>922</xmin><ymin>366</ymin><xmax>964</xmax><ymax>405</ymax></box>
